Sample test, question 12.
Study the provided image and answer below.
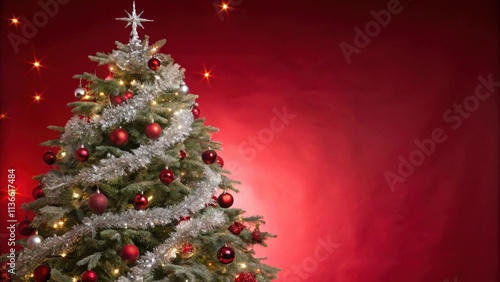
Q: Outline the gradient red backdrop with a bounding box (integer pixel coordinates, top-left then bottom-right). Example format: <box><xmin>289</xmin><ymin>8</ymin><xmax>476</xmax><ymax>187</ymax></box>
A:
<box><xmin>0</xmin><ymin>0</ymin><xmax>498</xmax><ymax>281</ymax></box>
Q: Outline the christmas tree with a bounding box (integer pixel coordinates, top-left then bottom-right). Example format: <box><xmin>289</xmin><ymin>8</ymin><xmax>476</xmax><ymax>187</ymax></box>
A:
<box><xmin>5</xmin><ymin>3</ymin><xmax>278</xmax><ymax>281</ymax></box>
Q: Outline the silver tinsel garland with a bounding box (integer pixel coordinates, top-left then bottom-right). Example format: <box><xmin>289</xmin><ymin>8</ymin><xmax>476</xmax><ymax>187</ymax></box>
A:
<box><xmin>15</xmin><ymin>167</ymin><xmax>221</xmax><ymax>278</ymax></box>
<box><xmin>42</xmin><ymin>108</ymin><xmax>193</xmax><ymax>195</ymax></box>
<box><xmin>119</xmin><ymin>209</ymin><xmax>227</xmax><ymax>282</ymax></box>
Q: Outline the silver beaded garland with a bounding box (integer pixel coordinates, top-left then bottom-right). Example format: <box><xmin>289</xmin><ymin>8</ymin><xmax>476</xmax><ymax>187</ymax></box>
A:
<box><xmin>74</xmin><ymin>87</ymin><xmax>87</xmax><ymax>99</ymax></box>
<box><xmin>27</xmin><ymin>234</ymin><xmax>44</xmax><ymax>249</ymax></box>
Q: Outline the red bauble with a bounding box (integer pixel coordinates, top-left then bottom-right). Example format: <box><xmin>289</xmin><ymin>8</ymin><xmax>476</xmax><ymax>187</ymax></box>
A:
<box><xmin>235</xmin><ymin>272</ymin><xmax>257</xmax><ymax>282</ymax></box>
<box><xmin>81</xmin><ymin>270</ymin><xmax>98</xmax><ymax>282</ymax></box>
<box><xmin>18</xmin><ymin>219</ymin><xmax>35</xmax><ymax>236</ymax></box>
<box><xmin>43</xmin><ymin>151</ymin><xmax>56</xmax><ymax>165</ymax></box>
<box><xmin>177</xmin><ymin>216</ymin><xmax>191</xmax><ymax>225</ymax></box>
<box><xmin>252</xmin><ymin>228</ymin><xmax>263</xmax><ymax>243</ymax></box>
<box><xmin>109</xmin><ymin>128</ymin><xmax>129</xmax><ymax>147</ymax></box>
<box><xmin>218</xmin><ymin>192</ymin><xmax>234</xmax><ymax>208</ymax></box>
<box><xmin>159</xmin><ymin>169</ymin><xmax>175</xmax><ymax>185</ymax></box>
<box><xmin>75</xmin><ymin>147</ymin><xmax>90</xmax><ymax>162</ymax></box>
<box><xmin>216</xmin><ymin>156</ymin><xmax>224</xmax><ymax>168</ymax></box>
<box><xmin>228</xmin><ymin>222</ymin><xmax>245</xmax><ymax>236</ymax></box>
<box><xmin>122</xmin><ymin>90</ymin><xmax>134</xmax><ymax>101</ymax></box>
<box><xmin>191</xmin><ymin>106</ymin><xmax>201</xmax><ymax>119</ymax></box>
<box><xmin>217</xmin><ymin>246</ymin><xmax>235</xmax><ymax>264</ymax></box>
<box><xmin>133</xmin><ymin>193</ymin><xmax>148</xmax><ymax>210</ymax></box>
<box><xmin>120</xmin><ymin>244</ymin><xmax>140</xmax><ymax>264</ymax></box>
<box><xmin>148</xmin><ymin>58</ymin><xmax>161</xmax><ymax>70</ymax></box>
<box><xmin>207</xmin><ymin>195</ymin><xmax>218</xmax><ymax>207</ymax></box>
<box><xmin>202</xmin><ymin>150</ymin><xmax>217</xmax><ymax>164</ymax></box>
<box><xmin>110</xmin><ymin>95</ymin><xmax>123</xmax><ymax>106</ymax></box>
<box><xmin>32</xmin><ymin>185</ymin><xmax>44</xmax><ymax>200</ymax></box>
<box><xmin>88</xmin><ymin>192</ymin><xmax>109</xmax><ymax>214</ymax></box>
<box><xmin>145</xmin><ymin>122</ymin><xmax>162</xmax><ymax>139</ymax></box>
<box><xmin>33</xmin><ymin>265</ymin><xmax>51</xmax><ymax>282</ymax></box>
<box><xmin>181</xmin><ymin>243</ymin><xmax>195</xmax><ymax>258</ymax></box>
<box><xmin>179</xmin><ymin>150</ymin><xmax>187</xmax><ymax>160</ymax></box>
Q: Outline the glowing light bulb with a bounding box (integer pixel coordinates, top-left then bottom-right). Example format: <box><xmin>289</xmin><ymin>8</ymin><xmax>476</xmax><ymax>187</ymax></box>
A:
<box><xmin>148</xmin><ymin>195</ymin><xmax>153</xmax><ymax>201</ymax></box>
<box><xmin>109</xmin><ymin>66</ymin><xmax>114</xmax><ymax>71</ymax></box>
<box><xmin>60</xmin><ymin>151</ymin><xmax>66</xmax><ymax>157</ymax></box>
<box><xmin>61</xmin><ymin>252</ymin><xmax>67</xmax><ymax>257</ymax></box>
<box><xmin>113</xmin><ymin>269</ymin><xmax>119</xmax><ymax>275</ymax></box>
<box><xmin>151</xmin><ymin>101</ymin><xmax>157</xmax><ymax>105</ymax></box>
<box><xmin>240</xmin><ymin>263</ymin><xmax>247</xmax><ymax>269</ymax></box>
<box><xmin>34</xmin><ymin>94</ymin><xmax>42</xmax><ymax>102</ymax></box>
<box><xmin>58</xmin><ymin>220</ymin><xmax>64</xmax><ymax>226</ymax></box>
<box><xmin>72</xmin><ymin>192</ymin><xmax>80</xmax><ymax>199</ymax></box>
<box><xmin>33</xmin><ymin>61</ymin><xmax>41</xmax><ymax>68</ymax></box>
<box><xmin>222</xmin><ymin>3</ymin><xmax>229</xmax><ymax>10</ymax></box>
<box><xmin>53</xmin><ymin>223</ymin><xmax>58</xmax><ymax>229</ymax></box>
<box><xmin>204</xmin><ymin>72</ymin><xmax>210</xmax><ymax>78</ymax></box>
<box><xmin>119</xmin><ymin>80</ymin><xmax>124</xmax><ymax>85</ymax></box>
<box><xmin>73</xmin><ymin>278</ymin><xmax>78</xmax><ymax>282</ymax></box>
<box><xmin>0</xmin><ymin>113</ymin><xmax>7</xmax><ymax>119</ymax></box>
<box><xmin>99</xmin><ymin>92</ymin><xmax>105</xmax><ymax>96</ymax></box>
<box><xmin>11</xmin><ymin>17</ymin><xmax>19</xmax><ymax>24</ymax></box>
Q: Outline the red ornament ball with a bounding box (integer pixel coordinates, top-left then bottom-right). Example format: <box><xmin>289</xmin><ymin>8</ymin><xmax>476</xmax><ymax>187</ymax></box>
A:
<box><xmin>32</xmin><ymin>185</ymin><xmax>44</xmax><ymax>200</ymax></box>
<box><xmin>88</xmin><ymin>192</ymin><xmax>109</xmax><ymax>214</ymax></box>
<box><xmin>18</xmin><ymin>219</ymin><xmax>35</xmax><ymax>236</ymax></box>
<box><xmin>75</xmin><ymin>147</ymin><xmax>90</xmax><ymax>162</ymax></box>
<box><xmin>202</xmin><ymin>150</ymin><xmax>217</xmax><ymax>164</ymax></box>
<box><xmin>217</xmin><ymin>246</ymin><xmax>235</xmax><ymax>264</ymax></box>
<box><xmin>218</xmin><ymin>192</ymin><xmax>234</xmax><ymax>208</ymax></box>
<box><xmin>235</xmin><ymin>272</ymin><xmax>257</xmax><ymax>282</ymax></box>
<box><xmin>179</xmin><ymin>150</ymin><xmax>187</xmax><ymax>160</ymax></box>
<box><xmin>216</xmin><ymin>156</ymin><xmax>224</xmax><ymax>168</ymax></box>
<box><xmin>133</xmin><ymin>193</ymin><xmax>148</xmax><ymax>210</ymax></box>
<box><xmin>252</xmin><ymin>228</ymin><xmax>263</xmax><ymax>243</ymax></box>
<box><xmin>81</xmin><ymin>270</ymin><xmax>98</xmax><ymax>282</ymax></box>
<box><xmin>33</xmin><ymin>265</ymin><xmax>51</xmax><ymax>282</ymax></box>
<box><xmin>120</xmin><ymin>244</ymin><xmax>140</xmax><ymax>264</ymax></box>
<box><xmin>191</xmin><ymin>106</ymin><xmax>201</xmax><ymax>119</ymax></box>
<box><xmin>206</xmin><ymin>195</ymin><xmax>218</xmax><ymax>207</ymax></box>
<box><xmin>145</xmin><ymin>122</ymin><xmax>162</xmax><ymax>139</ymax></box>
<box><xmin>109</xmin><ymin>128</ymin><xmax>129</xmax><ymax>147</ymax></box>
<box><xmin>159</xmin><ymin>169</ymin><xmax>175</xmax><ymax>185</ymax></box>
<box><xmin>181</xmin><ymin>243</ymin><xmax>195</xmax><ymax>258</ymax></box>
<box><xmin>228</xmin><ymin>222</ymin><xmax>245</xmax><ymax>236</ymax></box>
<box><xmin>122</xmin><ymin>90</ymin><xmax>134</xmax><ymax>101</ymax></box>
<box><xmin>148</xmin><ymin>58</ymin><xmax>161</xmax><ymax>70</ymax></box>
<box><xmin>110</xmin><ymin>95</ymin><xmax>123</xmax><ymax>106</ymax></box>
<box><xmin>43</xmin><ymin>151</ymin><xmax>56</xmax><ymax>165</ymax></box>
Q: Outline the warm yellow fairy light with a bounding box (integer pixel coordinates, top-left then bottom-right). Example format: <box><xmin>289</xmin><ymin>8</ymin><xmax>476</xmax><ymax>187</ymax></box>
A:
<box><xmin>109</xmin><ymin>66</ymin><xmax>114</xmax><ymax>71</ymax></box>
<box><xmin>167</xmin><ymin>108</ymin><xmax>172</xmax><ymax>112</ymax></box>
<box><xmin>72</xmin><ymin>192</ymin><xmax>80</xmax><ymax>199</ymax></box>
<box><xmin>151</xmin><ymin>100</ymin><xmax>157</xmax><ymax>105</ymax></box>
<box><xmin>113</xmin><ymin>269</ymin><xmax>120</xmax><ymax>275</ymax></box>
<box><xmin>60</xmin><ymin>252</ymin><xmax>67</xmax><ymax>257</ymax></box>
<box><xmin>204</xmin><ymin>72</ymin><xmax>210</xmax><ymax>78</ymax></box>
<box><xmin>58</xmin><ymin>220</ymin><xmax>64</xmax><ymax>226</ymax></box>
<box><xmin>119</xmin><ymin>80</ymin><xmax>124</xmax><ymax>85</ymax></box>
<box><xmin>239</xmin><ymin>263</ymin><xmax>247</xmax><ymax>269</ymax></box>
<box><xmin>33</xmin><ymin>61</ymin><xmax>41</xmax><ymax>68</ymax></box>
<box><xmin>175</xmin><ymin>92</ymin><xmax>179</xmax><ymax>96</ymax></box>
<box><xmin>177</xmin><ymin>125</ymin><xmax>183</xmax><ymax>129</ymax></box>
<box><xmin>34</xmin><ymin>94</ymin><xmax>42</xmax><ymax>102</ymax></box>
<box><xmin>53</xmin><ymin>223</ymin><xmax>58</xmax><ymax>229</ymax></box>
<box><xmin>222</xmin><ymin>3</ymin><xmax>229</xmax><ymax>10</ymax></box>
<box><xmin>73</xmin><ymin>278</ymin><xmax>78</xmax><ymax>282</ymax></box>
<box><xmin>0</xmin><ymin>112</ymin><xmax>8</xmax><ymax>120</ymax></box>
<box><xmin>131</xmin><ymin>80</ymin><xmax>136</xmax><ymax>85</ymax></box>
<box><xmin>60</xmin><ymin>151</ymin><xmax>66</xmax><ymax>157</ymax></box>
<box><xmin>152</xmin><ymin>47</ymin><xmax>157</xmax><ymax>52</ymax></box>
<box><xmin>148</xmin><ymin>195</ymin><xmax>153</xmax><ymax>201</ymax></box>
<box><xmin>11</xmin><ymin>17</ymin><xmax>19</xmax><ymax>24</ymax></box>
<box><xmin>99</xmin><ymin>92</ymin><xmax>105</xmax><ymax>96</ymax></box>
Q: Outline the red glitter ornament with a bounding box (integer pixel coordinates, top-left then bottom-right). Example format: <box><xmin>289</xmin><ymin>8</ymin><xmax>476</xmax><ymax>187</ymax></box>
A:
<box><xmin>145</xmin><ymin>122</ymin><xmax>162</xmax><ymax>139</ymax></box>
<box><xmin>33</xmin><ymin>265</ymin><xmax>51</xmax><ymax>282</ymax></box>
<box><xmin>109</xmin><ymin>128</ymin><xmax>129</xmax><ymax>147</ymax></box>
<box><xmin>159</xmin><ymin>169</ymin><xmax>175</xmax><ymax>185</ymax></box>
<box><xmin>88</xmin><ymin>192</ymin><xmax>109</xmax><ymax>214</ymax></box>
<box><xmin>235</xmin><ymin>272</ymin><xmax>257</xmax><ymax>282</ymax></box>
<box><xmin>217</xmin><ymin>246</ymin><xmax>235</xmax><ymax>264</ymax></box>
<box><xmin>202</xmin><ymin>150</ymin><xmax>217</xmax><ymax>164</ymax></box>
<box><xmin>218</xmin><ymin>192</ymin><xmax>234</xmax><ymax>208</ymax></box>
<box><xmin>120</xmin><ymin>244</ymin><xmax>140</xmax><ymax>264</ymax></box>
<box><xmin>81</xmin><ymin>270</ymin><xmax>98</xmax><ymax>282</ymax></box>
<box><xmin>133</xmin><ymin>193</ymin><xmax>148</xmax><ymax>210</ymax></box>
<box><xmin>252</xmin><ymin>228</ymin><xmax>263</xmax><ymax>243</ymax></box>
<box><xmin>75</xmin><ymin>147</ymin><xmax>90</xmax><ymax>162</ymax></box>
<box><xmin>181</xmin><ymin>243</ymin><xmax>195</xmax><ymax>258</ymax></box>
<box><xmin>32</xmin><ymin>185</ymin><xmax>44</xmax><ymax>199</ymax></box>
<box><xmin>43</xmin><ymin>151</ymin><xmax>56</xmax><ymax>165</ymax></box>
<box><xmin>228</xmin><ymin>222</ymin><xmax>245</xmax><ymax>235</ymax></box>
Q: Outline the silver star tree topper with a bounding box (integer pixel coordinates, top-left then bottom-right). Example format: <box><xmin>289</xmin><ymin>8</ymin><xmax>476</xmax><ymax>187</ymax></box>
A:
<box><xmin>116</xmin><ymin>1</ymin><xmax>153</xmax><ymax>47</ymax></box>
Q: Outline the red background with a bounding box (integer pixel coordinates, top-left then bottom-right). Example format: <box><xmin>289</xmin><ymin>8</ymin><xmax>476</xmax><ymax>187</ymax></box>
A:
<box><xmin>0</xmin><ymin>0</ymin><xmax>498</xmax><ymax>281</ymax></box>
